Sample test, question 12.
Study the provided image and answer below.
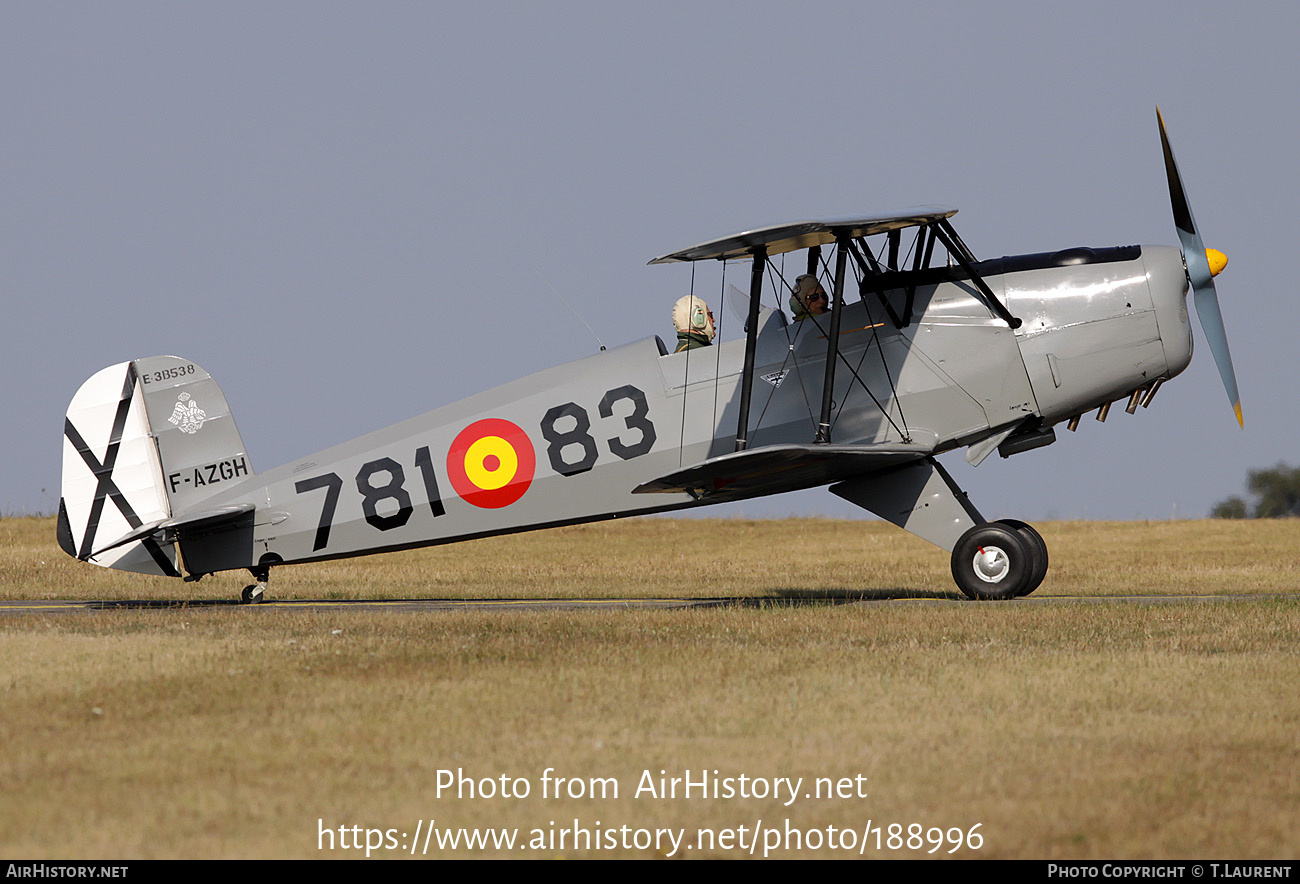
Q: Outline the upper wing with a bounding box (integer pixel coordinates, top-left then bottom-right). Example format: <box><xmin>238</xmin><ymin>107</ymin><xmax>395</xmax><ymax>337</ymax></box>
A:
<box><xmin>632</xmin><ymin>442</ymin><xmax>930</xmax><ymax>501</ymax></box>
<box><xmin>648</xmin><ymin>207</ymin><xmax>958</xmax><ymax>264</ymax></box>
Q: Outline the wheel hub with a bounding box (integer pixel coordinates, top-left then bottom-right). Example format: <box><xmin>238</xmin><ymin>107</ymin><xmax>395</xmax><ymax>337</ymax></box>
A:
<box><xmin>972</xmin><ymin>546</ymin><xmax>1010</xmax><ymax>584</ymax></box>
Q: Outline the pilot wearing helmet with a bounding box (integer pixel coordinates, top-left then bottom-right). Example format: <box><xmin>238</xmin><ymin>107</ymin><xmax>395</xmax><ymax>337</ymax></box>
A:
<box><xmin>672</xmin><ymin>294</ymin><xmax>716</xmax><ymax>352</ymax></box>
<box><xmin>790</xmin><ymin>274</ymin><xmax>829</xmax><ymax>322</ymax></box>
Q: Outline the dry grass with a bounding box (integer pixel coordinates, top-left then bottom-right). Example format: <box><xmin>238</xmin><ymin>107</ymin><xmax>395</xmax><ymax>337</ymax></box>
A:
<box><xmin>5</xmin><ymin>516</ymin><xmax>1298</xmax><ymax>601</ymax></box>
<box><xmin>1</xmin><ymin>516</ymin><xmax>1298</xmax><ymax>859</ymax></box>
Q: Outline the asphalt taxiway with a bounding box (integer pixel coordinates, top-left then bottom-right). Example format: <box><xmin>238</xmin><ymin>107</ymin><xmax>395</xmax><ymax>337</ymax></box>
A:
<box><xmin>0</xmin><ymin>593</ymin><xmax>1290</xmax><ymax>615</ymax></box>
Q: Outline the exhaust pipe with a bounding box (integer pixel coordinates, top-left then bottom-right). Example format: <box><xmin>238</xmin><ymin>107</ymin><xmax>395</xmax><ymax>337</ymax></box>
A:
<box><xmin>1140</xmin><ymin>378</ymin><xmax>1164</xmax><ymax>409</ymax></box>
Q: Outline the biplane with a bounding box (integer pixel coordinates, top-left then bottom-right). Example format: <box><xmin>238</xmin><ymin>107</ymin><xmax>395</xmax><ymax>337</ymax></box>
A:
<box><xmin>57</xmin><ymin>110</ymin><xmax>1238</xmax><ymax>601</ymax></box>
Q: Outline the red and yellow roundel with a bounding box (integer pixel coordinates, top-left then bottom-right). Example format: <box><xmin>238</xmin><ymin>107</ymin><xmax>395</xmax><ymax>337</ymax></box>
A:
<box><xmin>446</xmin><ymin>418</ymin><xmax>536</xmax><ymax>509</ymax></box>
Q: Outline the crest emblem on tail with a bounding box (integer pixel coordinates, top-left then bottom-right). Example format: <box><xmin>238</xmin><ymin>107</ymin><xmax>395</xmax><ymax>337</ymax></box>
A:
<box><xmin>167</xmin><ymin>392</ymin><xmax>207</xmax><ymax>434</ymax></box>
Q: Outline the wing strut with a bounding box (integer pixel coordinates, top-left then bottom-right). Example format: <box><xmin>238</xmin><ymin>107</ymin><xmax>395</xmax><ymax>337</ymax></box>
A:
<box><xmin>901</xmin><ymin>225</ymin><xmax>934</xmax><ymax>326</ymax></box>
<box><xmin>815</xmin><ymin>233</ymin><xmax>850</xmax><ymax>442</ymax></box>
<box><xmin>932</xmin><ymin>220</ymin><xmax>1021</xmax><ymax>329</ymax></box>
<box><xmin>734</xmin><ymin>245</ymin><xmax>767</xmax><ymax>452</ymax></box>
<box><xmin>848</xmin><ymin>239</ymin><xmax>905</xmax><ymax>328</ymax></box>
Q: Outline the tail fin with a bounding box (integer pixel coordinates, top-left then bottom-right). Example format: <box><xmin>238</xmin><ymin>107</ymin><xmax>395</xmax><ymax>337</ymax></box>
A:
<box><xmin>59</xmin><ymin>356</ymin><xmax>253</xmax><ymax>576</ymax></box>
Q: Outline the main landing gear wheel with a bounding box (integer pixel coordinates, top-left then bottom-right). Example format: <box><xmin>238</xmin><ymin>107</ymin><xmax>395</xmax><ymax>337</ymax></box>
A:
<box><xmin>997</xmin><ymin>519</ymin><xmax>1048</xmax><ymax>597</ymax></box>
<box><xmin>951</xmin><ymin>522</ymin><xmax>1035</xmax><ymax>600</ymax></box>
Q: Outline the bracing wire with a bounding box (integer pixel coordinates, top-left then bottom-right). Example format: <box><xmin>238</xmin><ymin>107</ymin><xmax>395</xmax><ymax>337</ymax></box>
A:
<box><xmin>789</xmin><ymin>241</ymin><xmax>909</xmax><ymax>442</ymax></box>
<box><xmin>697</xmin><ymin>231</ymin><xmax>927</xmax><ymax>451</ymax></box>
<box><xmin>835</xmin><ymin>252</ymin><xmax>910</xmax><ymax>441</ymax></box>
<box><xmin>750</xmin><ymin>257</ymin><xmax>816</xmax><ymax>438</ymax></box>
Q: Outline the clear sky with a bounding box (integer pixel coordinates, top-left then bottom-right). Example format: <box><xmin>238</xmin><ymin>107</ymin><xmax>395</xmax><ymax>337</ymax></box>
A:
<box><xmin>4</xmin><ymin>2</ymin><xmax>1296</xmax><ymax>522</ymax></box>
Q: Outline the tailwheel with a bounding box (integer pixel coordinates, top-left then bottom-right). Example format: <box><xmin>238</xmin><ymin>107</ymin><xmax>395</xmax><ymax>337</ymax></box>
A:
<box><xmin>997</xmin><ymin>519</ymin><xmax>1048</xmax><ymax>597</ymax></box>
<box><xmin>240</xmin><ymin>564</ymin><xmax>270</xmax><ymax>604</ymax></box>
<box><xmin>951</xmin><ymin>522</ymin><xmax>1032</xmax><ymax>600</ymax></box>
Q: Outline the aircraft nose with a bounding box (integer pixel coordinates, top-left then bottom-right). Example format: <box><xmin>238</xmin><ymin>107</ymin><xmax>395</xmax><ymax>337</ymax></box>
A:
<box><xmin>1145</xmin><ymin>244</ymin><xmax>1195</xmax><ymax>381</ymax></box>
<box><xmin>1206</xmin><ymin>247</ymin><xmax>1228</xmax><ymax>277</ymax></box>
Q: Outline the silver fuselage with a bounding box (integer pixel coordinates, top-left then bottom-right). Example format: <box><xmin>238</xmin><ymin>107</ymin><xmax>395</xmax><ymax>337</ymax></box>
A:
<box><xmin>176</xmin><ymin>242</ymin><xmax>1191</xmax><ymax>572</ymax></box>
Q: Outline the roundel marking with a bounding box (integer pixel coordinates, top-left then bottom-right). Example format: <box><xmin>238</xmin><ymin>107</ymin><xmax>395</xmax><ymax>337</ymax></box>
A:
<box><xmin>446</xmin><ymin>418</ymin><xmax>535</xmax><ymax>508</ymax></box>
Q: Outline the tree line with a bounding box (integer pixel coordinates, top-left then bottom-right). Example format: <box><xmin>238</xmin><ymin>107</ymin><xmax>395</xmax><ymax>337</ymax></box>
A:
<box><xmin>1211</xmin><ymin>463</ymin><xmax>1300</xmax><ymax>518</ymax></box>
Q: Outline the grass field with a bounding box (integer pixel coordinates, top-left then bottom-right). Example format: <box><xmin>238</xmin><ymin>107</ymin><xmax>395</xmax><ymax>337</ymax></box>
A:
<box><xmin>1</xmin><ymin>516</ymin><xmax>1297</xmax><ymax>859</ymax></box>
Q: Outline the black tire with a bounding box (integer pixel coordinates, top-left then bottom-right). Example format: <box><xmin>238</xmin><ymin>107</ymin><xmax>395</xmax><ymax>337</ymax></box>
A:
<box><xmin>951</xmin><ymin>522</ymin><xmax>1031</xmax><ymax>600</ymax></box>
<box><xmin>997</xmin><ymin>519</ymin><xmax>1048</xmax><ymax>597</ymax></box>
<box><xmin>241</xmin><ymin>585</ymin><xmax>263</xmax><ymax>604</ymax></box>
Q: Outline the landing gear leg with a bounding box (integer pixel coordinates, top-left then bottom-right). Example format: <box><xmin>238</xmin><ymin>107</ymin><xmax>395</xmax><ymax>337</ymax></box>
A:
<box><xmin>830</xmin><ymin>458</ymin><xmax>1050</xmax><ymax>600</ymax></box>
<box><xmin>241</xmin><ymin>565</ymin><xmax>270</xmax><ymax>605</ymax></box>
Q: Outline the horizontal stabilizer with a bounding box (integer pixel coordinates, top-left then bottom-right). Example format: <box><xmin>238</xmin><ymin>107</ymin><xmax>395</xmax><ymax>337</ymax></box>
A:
<box><xmin>632</xmin><ymin>442</ymin><xmax>929</xmax><ymax>501</ymax></box>
<box><xmin>89</xmin><ymin>504</ymin><xmax>256</xmax><ymax>559</ymax></box>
